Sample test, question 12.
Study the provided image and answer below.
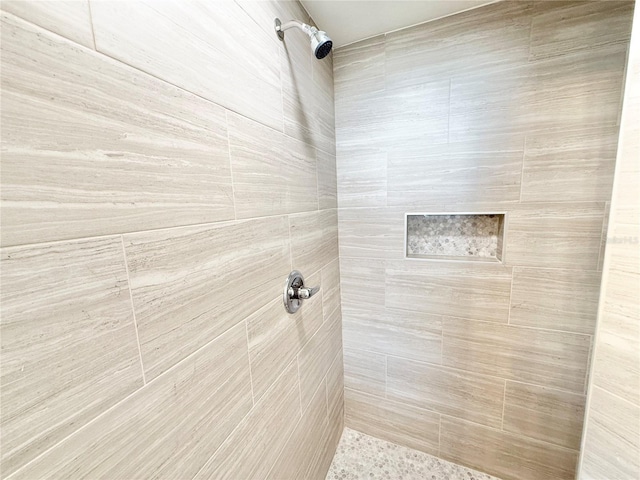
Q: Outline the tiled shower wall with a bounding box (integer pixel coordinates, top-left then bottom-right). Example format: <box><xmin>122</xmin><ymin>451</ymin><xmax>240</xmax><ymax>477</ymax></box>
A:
<box><xmin>0</xmin><ymin>1</ymin><xmax>342</xmax><ymax>478</ymax></box>
<box><xmin>579</xmin><ymin>3</ymin><xmax>640</xmax><ymax>478</ymax></box>
<box><xmin>334</xmin><ymin>2</ymin><xmax>634</xmax><ymax>480</ymax></box>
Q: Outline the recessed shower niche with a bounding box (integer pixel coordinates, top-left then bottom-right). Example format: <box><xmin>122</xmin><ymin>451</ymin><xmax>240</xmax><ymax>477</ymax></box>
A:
<box><xmin>406</xmin><ymin>213</ymin><xmax>506</xmax><ymax>262</ymax></box>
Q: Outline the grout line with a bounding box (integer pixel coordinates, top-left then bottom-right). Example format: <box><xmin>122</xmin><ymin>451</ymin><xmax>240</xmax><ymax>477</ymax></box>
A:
<box><xmin>296</xmin><ymin>355</ymin><xmax>304</xmax><ymax>414</ymax></box>
<box><xmin>287</xmin><ymin>215</ymin><xmax>294</xmax><ymax>270</ymax></box>
<box><xmin>224</xmin><ymin>110</ymin><xmax>238</xmax><ymax>221</ymax></box>
<box><xmin>596</xmin><ymin>205</ymin><xmax>609</xmax><ymax>272</ymax></box>
<box><xmin>519</xmin><ymin>136</ymin><xmax>527</xmax><ymax>202</ymax></box>
<box><xmin>244</xmin><ymin>320</ymin><xmax>256</xmax><ymax>407</ymax></box>
<box><xmin>437</xmin><ymin>415</ymin><xmax>442</xmax><ymax>458</ymax></box>
<box><xmin>384</xmin><ymin>355</ymin><xmax>388</xmax><ymax>399</ymax></box>
<box><xmin>86</xmin><ymin>0</ymin><xmax>97</xmax><ymax>50</ymax></box>
<box><xmin>120</xmin><ymin>236</ymin><xmax>147</xmax><ymax>385</ymax></box>
<box><xmin>500</xmin><ymin>379</ymin><xmax>507</xmax><ymax>431</ymax></box>
<box><xmin>507</xmin><ymin>268</ymin><xmax>515</xmax><ymax>325</ymax></box>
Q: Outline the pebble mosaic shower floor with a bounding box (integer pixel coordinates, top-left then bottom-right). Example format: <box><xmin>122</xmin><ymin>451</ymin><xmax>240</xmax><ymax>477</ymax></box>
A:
<box><xmin>326</xmin><ymin>428</ymin><xmax>502</xmax><ymax>480</ymax></box>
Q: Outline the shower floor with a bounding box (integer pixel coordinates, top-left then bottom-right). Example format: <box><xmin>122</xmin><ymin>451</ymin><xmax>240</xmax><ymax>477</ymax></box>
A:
<box><xmin>326</xmin><ymin>428</ymin><xmax>501</xmax><ymax>480</ymax></box>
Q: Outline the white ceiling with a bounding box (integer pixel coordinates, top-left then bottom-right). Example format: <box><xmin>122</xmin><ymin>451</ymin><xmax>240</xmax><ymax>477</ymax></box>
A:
<box><xmin>301</xmin><ymin>0</ymin><xmax>496</xmax><ymax>48</ymax></box>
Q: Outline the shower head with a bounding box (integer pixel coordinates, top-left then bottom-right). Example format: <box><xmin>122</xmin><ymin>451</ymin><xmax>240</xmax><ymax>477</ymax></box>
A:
<box><xmin>274</xmin><ymin>18</ymin><xmax>333</xmax><ymax>59</ymax></box>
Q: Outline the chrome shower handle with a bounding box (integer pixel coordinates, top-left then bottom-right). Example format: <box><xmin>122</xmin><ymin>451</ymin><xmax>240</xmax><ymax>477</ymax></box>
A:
<box><xmin>291</xmin><ymin>285</ymin><xmax>320</xmax><ymax>300</ymax></box>
<box><xmin>284</xmin><ymin>271</ymin><xmax>320</xmax><ymax>313</ymax></box>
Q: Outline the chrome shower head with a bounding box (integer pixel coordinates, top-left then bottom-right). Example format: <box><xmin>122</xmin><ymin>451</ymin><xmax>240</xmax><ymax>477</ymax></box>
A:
<box><xmin>274</xmin><ymin>18</ymin><xmax>333</xmax><ymax>60</ymax></box>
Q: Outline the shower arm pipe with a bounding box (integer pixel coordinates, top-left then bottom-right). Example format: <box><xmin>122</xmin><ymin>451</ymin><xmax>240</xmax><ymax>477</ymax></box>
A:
<box><xmin>276</xmin><ymin>20</ymin><xmax>318</xmax><ymax>36</ymax></box>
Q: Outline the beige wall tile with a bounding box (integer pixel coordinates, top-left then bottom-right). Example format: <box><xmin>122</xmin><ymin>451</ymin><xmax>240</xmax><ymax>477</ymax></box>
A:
<box><xmin>510</xmin><ymin>267</ymin><xmax>602</xmax><ymax>334</ymax></box>
<box><xmin>521</xmin><ymin>126</ymin><xmax>618</xmax><ymax>203</ymax></box>
<box><xmin>387</xmin><ymin>140</ymin><xmax>523</xmax><ymax>206</ymax></box>
<box><xmin>11</xmin><ymin>322</ymin><xmax>253</xmax><ymax>480</ymax></box>
<box><xmin>503</xmin><ymin>381</ymin><xmax>586</xmax><ymax>450</ymax></box>
<box><xmin>343</xmin><ymin>306</ymin><xmax>442</xmax><ymax>364</ymax></box>
<box><xmin>326</xmin><ymin>350</ymin><xmax>345</xmax><ymax>419</ymax></box>
<box><xmin>0</xmin><ymin>237</ymin><xmax>144</xmax><ymax>476</ymax></box>
<box><xmin>321</xmin><ymin>258</ymin><xmax>341</xmax><ymax>320</ymax></box>
<box><xmin>90</xmin><ymin>0</ymin><xmax>283</xmax><ymax>130</ymax></box>
<box><xmin>506</xmin><ymin>203</ymin><xmax>606</xmax><ymax>269</ymax></box>
<box><xmin>194</xmin><ymin>360</ymin><xmax>300</xmax><ymax>480</ymax></box>
<box><xmin>581</xmin><ymin>386</ymin><xmax>640</xmax><ymax>480</ymax></box>
<box><xmin>385</xmin><ymin>261</ymin><xmax>513</xmax><ymax>323</ymax></box>
<box><xmin>336</xmin><ymin>146</ymin><xmax>387</xmax><ymax>208</ymax></box>
<box><xmin>318</xmin><ymin>149</ymin><xmax>338</xmax><ymax>209</ymax></box>
<box><xmin>339</xmin><ymin>257</ymin><xmax>385</xmax><ymax>309</ymax></box>
<box><xmin>343</xmin><ymin>348</ymin><xmax>386</xmax><ymax>397</ymax></box>
<box><xmin>338</xmin><ymin>207</ymin><xmax>405</xmax><ymax>259</ymax></box>
<box><xmin>290</xmin><ymin>209</ymin><xmax>339</xmax><ymax>276</ymax></box>
<box><xmin>443</xmin><ymin>317</ymin><xmax>591</xmax><ymax>393</ymax></box>
<box><xmin>387</xmin><ymin>357</ymin><xmax>504</xmax><ymax>428</ymax></box>
<box><xmin>345</xmin><ymin>389</ymin><xmax>440</xmax><ymax>455</ymax></box>
<box><xmin>298</xmin><ymin>305</ymin><xmax>343</xmax><ymax>409</ymax></box>
<box><xmin>247</xmin><ymin>274</ymin><xmax>323</xmax><ymax>402</ymax></box>
<box><xmin>267</xmin><ymin>379</ymin><xmax>329</xmax><ymax>480</ymax></box>
<box><xmin>228</xmin><ymin>112</ymin><xmax>318</xmax><ymax>219</ymax></box>
<box><xmin>529</xmin><ymin>1</ymin><xmax>634</xmax><ymax>60</ymax></box>
<box><xmin>440</xmin><ymin>417</ymin><xmax>579</xmax><ymax>480</ymax></box>
<box><xmin>124</xmin><ymin>217</ymin><xmax>291</xmax><ymax>380</ymax></box>
<box><xmin>0</xmin><ymin>12</ymin><xmax>234</xmax><ymax>247</ymax></box>
<box><xmin>334</xmin><ymin>35</ymin><xmax>385</xmax><ymax>97</ymax></box>
<box><xmin>1</xmin><ymin>1</ymin><xmax>94</xmax><ymax>48</ymax></box>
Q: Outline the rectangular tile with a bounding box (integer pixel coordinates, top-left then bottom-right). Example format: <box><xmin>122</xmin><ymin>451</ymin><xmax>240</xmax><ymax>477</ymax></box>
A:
<box><xmin>336</xmin><ymin>146</ymin><xmax>387</xmax><ymax>207</ymax></box>
<box><xmin>339</xmin><ymin>257</ymin><xmax>385</xmax><ymax>310</ymax></box>
<box><xmin>317</xmin><ymin>149</ymin><xmax>338</xmax><ymax>209</ymax></box>
<box><xmin>298</xmin><ymin>305</ymin><xmax>342</xmax><ymax>410</ymax></box>
<box><xmin>521</xmin><ymin>126</ymin><xmax>618</xmax><ymax>202</ymax></box>
<box><xmin>326</xmin><ymin>350</ymin><xmax>345</xmax><ymax>420</ymax></box>
<box><xmin>343</xmin><ymin>348</ymin><xmax>386</xmax><ymax>398</ymax></box>
<box><xmin>506</xmin><ymin>203</ymin><xmax>605</xmax><ymax>269</ymax></box>
<box><xmin>440</xmin><ymin>417</ymin><xmax>579</xmax><ymax>480</ymax></box>
<box><xmin>503</xmin><ymin>381</ymin><xmax>586</xmax><ymax>450</ymax></box>
<box><xmin>228</xmin><ymin>112</ymin><xmax>318</xmax><ymax>219</ymax></box>
<box><xmin>124</xmin><ymin>216</ymin><xmax>291</xmax><ymax>380</ymax></box>
<box><xmin>90</xmin><ymin>0</ymin><xmax>283</xmax><ymax>130</ymax></box>
<box><xmin>0</xmin><ymin>237</ymin><xmax>144</xmax><ymax>476</ymax></box>
<box><xmin>592</xmin><ymin>223</ymin><xmax>640</xmax><ymax>405</ymax></box>
<box><xmin>385</xmin><ymin>260</ymin><xmax>513</xmax><ymax>323</ymax></box>
<box><xmin>345</xmin><ymin>389</ymin><xmax>440</xmax><ymax>455</ymax></box>
<box><xmin>387</xmin><ymin>140</ymin><xmax>523</xmax><ymax>206</ymax></box>
<box><xmin>342</xmin><ymin>306</ymin><xmax>442</xmax><ymax>364</ymax></box>
<box><xmin>290</xmin><ymin>209</ymin><xmax>338</xmax><ymax>276</ymax></box>
<box><xmin>247</xmin><ymin>273</ymin><xmax>323</xmax><ymax>402</ymax></box>
<box><xmin>334</xmin><ymin>35</ymin><xmax>385</xmax><ymax>96</ymax></box>
<box><xmin>443</xmin><ymin>317</ymin><xmax>591</xmax><ymax>392</ymax></box>
<box><xmin>338</xmin><ymin>208</ymin><xmax>405</xmax><ymax>259</ymax></box>
<box><xmin>1</xmin><ymin>1</ymin><xmax>94</xmax><ymax>48</ymax></box>
<box><xmin>387</xmin><ymin>357</ymin><xmax>504</xmax><ymax>428</ymax></box>
<box><xmin>0</xmin><ymin>12</ymin><xmax>233</xmax><ymax>246</ymax></box>
<box><xmin>581</xmin><ymin>386</ymin><xmax>640</xmax><ymax>480</ymax></box>
<box><xmin>11</xmin><ymin>323</ymin><xmax>253</xmax><ymax>480</ymax></box>
<box><xmin>321</xmin><ymin>258</ymin><xmax>341</xmax><ymax>321</ymax></box>
<box><xmin>194</xmin><ymin>360</ymin><xmax>300</xmax><ymax>480</ymax></box>
<box><xmin>509</xmin><ymin>267</ymin><xmax>602</xmax><ymax>334</ymax></box>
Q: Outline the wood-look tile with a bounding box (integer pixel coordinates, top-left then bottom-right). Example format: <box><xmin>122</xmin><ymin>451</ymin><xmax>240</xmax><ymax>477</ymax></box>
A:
<box><xmin>312</xmin><ymin>401</ymin><xmax>344</xmax><ymax>480</ymax></box>
<box><xmin>317</xmin><ymin>149</ymin><xmax>338</xmax><ymax>209</ymax></box>
<box><xmin>342</xmin><ymin>305</ymin><xmax>442</xmax><ymax>364</ymax></box>
<box><xmin>326</xmin><ymin>350</ymin><xmax>345</xmax><ymax>420</ymax></box>
<box><xmin>386</xmin><ymin>357</ymin><xmax>504</xmax><ymax>428</ymax></box>
<box><xmin>123</xmin><ymin>216</ymin><xmax>291</xmax><ymax>381</ymax></box>
<box><xmin>343</xmin><ymin>348</ymin><xmax>386</xmax><ymax>398</ymax></box>
<box><xmin>521</xmin><ymin>126</ymin><xmax>618</xmax><ymax>202</ymax></box>
<box><xmin>384</xmin><ymin>1</ymin><xmax>532</xmax><ymax>87</ymax></box>
<box><xmin>266</xmin><ymin>379</ymin><xmax>329</xmax><ymax>480</ymax></box>
<box><xmin>592</xmin><ymin>223</ymin><xmax>640</xmax><ymax>405</ymax></box>
<box><xmin>339</xmin><ymin>257</ymin><xmax>385</xmax><ymax>311</ymax></box>
<box><xmin>335</xmin><ymin>89</ymin><xmax>387</xmax><ymax>149</ymax></box>
<box><xmin>228</xmin><ymin>112</ymin><xmax>318</xmax><ymax>219</ymax></box>
<box><xmin>336</xmin><ymin>146</ymin><xmax>387</xmax><ymax>207</ymax></box>
<box><xmin>0</xmin><ymin>237</ymin><xmax>144</xmax><ymax>476</ymax></box>
<box><xmin>194</xmin><ymin>360</ymin><xmax>300</xmax><ymax>480</ymax></box>
<box><xmin>290</xmin><ymin>209</ymin><xmax>338</xmax><ymax>276</ymax></box>
<box><xmin>440</xmin><ymin>417</ymin><xmax>579</xmax><ymax>480</ymax></box>
<box><xmin>505</xmin><ymin>203</ymin><xmax>605</xmax><ymax>269</ymax></box>
<box><xmin>503</xmin><ymin>381</ymin><xmax>586</xmax><ymax>450</ymax></box>
<box><xmin>509</xmin><ymin>267</ymin><xmax>601</xmax><ymax>334</ymax></box>
<box><xmin>597</xmin><ymin>202</ymin><xmax>611</xmax><ymax>272</ymax></box>
<box><xmin>385</xmin><ymin>261</ymin><xmax>513</xmax><ymax>323</ymax></box>
<box><xmin>1</xmin><ymin>1</ymin><xmax>94</xmax><ymax>48</ymax></box>
<box><xmin>442</xmin><ymin>317</ymin><xmax>591</xmax><ymax>393</ymax></box>
<box><xmin>344</xmin><ymin>388</ymin><xmax>440</xmax><ymax>455</ymax></box>
<box><xmin>338</xmin><ymin>208</ymin><xmax>405</xmax><ymax>259</ymax></box>
<box><xmin>387</xmin><ymin>140</ymin><xmax>523</xmax><ymax>206</ymax></box>
<box><xmin>90</xmin><ymin>0</ymin><xmax>283</xmax><ymax>130</ymax></box>
<box><xmin>581</xmin><ymin>386</ymin><xmax>640</xmax><ymax>480</ymax></box>
<box><xmin>11</xmin><ymin>322</ymin><xmax>253</xmax><ymax>480</ymax></box>
<box><xmin>334</xmin><ymin>35</ymin><xmax>385</xmax><ymax>96</ymax></box>
<box><xmin>298</xmin><ymin>305</ymin><xmax>342</xmax><ymax>410</ymax></box>
<box><xmin>321</xmin><ymin>258</ymin><xmax>341</xmax><ymax>321</ymax></box>
<box><xmin>247</xmin><ymin>274</ymin><xmax>323</xmax><ymax>403</ymax></box>
<box><xmin>529</xmin><ymin>1</ymin><xmax>634</xmax><ymax>61</ymax></box>
<box><xmin>0</xmin><ymin>12</ymin><xmax>234</xmax><ymax>247</ymax></box>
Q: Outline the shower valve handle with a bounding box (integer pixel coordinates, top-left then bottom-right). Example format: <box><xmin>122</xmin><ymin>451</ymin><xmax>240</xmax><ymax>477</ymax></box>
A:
<box><xmin>284</xmin><ymin>271</ymin><xmax>320</xmax><ymax>313</ymax></box>
<box><xmin>289</xmin><ymin>286</ymin><xmax>320</xmax><ymax>300</ymax></box>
